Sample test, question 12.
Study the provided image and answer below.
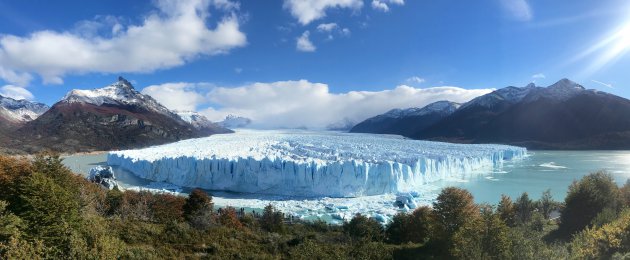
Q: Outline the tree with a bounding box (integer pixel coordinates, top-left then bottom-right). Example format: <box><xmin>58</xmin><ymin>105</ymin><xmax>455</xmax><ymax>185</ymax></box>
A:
<box><xmin>432</xmin><ymin>187</ymin><xmax>479</xmax><ymax>243</ymax></box>
<box><xmin>16</xmin><ymin>172</ymin><xmax>81</xmax><ymax>253</ymax></box>
<box><xmin>621</xmin><ymin>180</ymin><xmax>630</xmax><ymax>208</ymax></box>
<box><xmin>558</xmin><ymin>171</ymin><xmax>622</xmax><ymax>238</ymax></box>
<box><xmin>260</xmin><ymin>204</ymin><xmax>284</xmax><ymax>233</ymax></box>
<box><xmin>538</xmin><ymin>189</ymin><xmax>556</xmax><ymax>219</ymax></box>
<box><xmin>497</xmin><ymin>194</ymin><xmax>516</xmax><ymax>226</ymax></box>
<box><xmin>451</xmin><ymin>205</ymin><xmax>512</xmax><ymax>259</ymax></box>
<box><xmin>514</xmin><ymin>192</ymin><xmax>534</xmax><ymax>224</ymax></box>
<box><xmin>183</xmin><ymin>189</ymin><xmax>213</xmax><ymax>220</ymax></box>
<box><xmin>386</xmin><ymin>206</ymin><xmax>432</xmax><ymax>244</ymax></box>
<box><xmin>344</xmin><ymin>214</ymin><xmax>384</xmax><ymax>242</ymax></box>
<box><xmin>570</xmin><ymin>209</ymin><xmax>630</xmax><ymax>259</ymax></box>
<box><xmin>218</xmin><ymin>207</ymin><xmax>242</xmax><ymax>229</ymax></box>
<box><xmin>183</xmin><ymin>189</ymin><xmax>214</xmax><ymax>229</ymax></box>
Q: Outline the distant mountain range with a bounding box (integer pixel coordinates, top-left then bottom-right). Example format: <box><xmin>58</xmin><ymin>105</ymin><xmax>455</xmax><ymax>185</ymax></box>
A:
<box><xmin>351</xmin><ymin>79</ymin><xmax>630</xmax><ymax>149</ymax></box>
<box><xmin>1</xmin><ymin>77</ymin><xmax>231</xmax><ymax>153</ymax></box>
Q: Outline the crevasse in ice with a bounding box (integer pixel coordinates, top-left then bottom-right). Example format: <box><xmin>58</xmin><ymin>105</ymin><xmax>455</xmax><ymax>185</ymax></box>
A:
<box><xmin>107</xmin><ymin>130</ymin><xmax>527</xmax><ymax>197</ymax></box>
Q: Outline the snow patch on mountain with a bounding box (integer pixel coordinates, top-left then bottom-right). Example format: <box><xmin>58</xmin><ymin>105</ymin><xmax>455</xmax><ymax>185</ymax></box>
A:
<box><xmin>461</xmin><ymin>83</ymin><xmax>539</xmax><ymax>109</ymax></box>
<box><xmin>369</xmin><ymin>101</ymin><xmax>461</xmax><ymax>122</ymax></box>
<box><xmin>107</xmin><ymin>130</ymin><xmax>526</xmax><ymax>197</ymax></box>
<box><xmin>176</xmin><ymin>110</ymin><xmax>216</xmax><ymax>129</ymax></box>
<box><xmin>524</xmin><ymin>78</ymin><xmax>586</xmax><ymax>102</ymax></box>
<box><xmin>62</xmin><ymin>77</ymin><xmax>175</xmax><ymax>118</ymax></box>
<box><xmin>0</xmin><ymin>95</ymin><xmax>49</xmax><ymax>122</ymax></box>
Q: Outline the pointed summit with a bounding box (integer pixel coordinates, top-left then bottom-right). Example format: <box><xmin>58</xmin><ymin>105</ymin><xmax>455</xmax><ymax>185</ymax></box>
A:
<box><xmin>549</xmin><ymin>78</ymin><xmax>584</xmax><ymax>91</ymax></box>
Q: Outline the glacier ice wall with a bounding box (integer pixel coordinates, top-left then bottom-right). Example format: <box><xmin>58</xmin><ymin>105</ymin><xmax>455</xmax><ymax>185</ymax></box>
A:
<box><xmin>107</xmin><ymin>130</ymin><xmax>527</xmax><ymax>197</ymax></box>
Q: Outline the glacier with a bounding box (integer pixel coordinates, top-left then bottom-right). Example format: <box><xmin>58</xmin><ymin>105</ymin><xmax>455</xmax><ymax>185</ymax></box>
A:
<box><xmin>107</xmin><ymin>130</ymin><xmax>527</xmax><ymax>197</ymax></box>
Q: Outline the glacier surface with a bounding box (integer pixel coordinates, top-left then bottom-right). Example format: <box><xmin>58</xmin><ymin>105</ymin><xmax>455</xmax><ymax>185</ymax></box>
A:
<box><xmin>107</xmin><ymin>130</ymin><xmax>526</xmax><ymax>197</ymax></box>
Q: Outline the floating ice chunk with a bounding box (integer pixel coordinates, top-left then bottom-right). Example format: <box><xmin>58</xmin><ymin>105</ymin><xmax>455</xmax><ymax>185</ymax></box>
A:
<box><xmin>539</xmin><ymin>162</ymin><xmax>568</xmax><ymax>169</ymax></box>
<box><xmin>87</xmin><ymin>166</ymin><xmax>118</xmax><ymax>190</ymax></box>
<box><xmin>108</xmin><ymin>130</ymin><xmax>527</xmax><ymax>197</ymax></box>
<box><xmin>395</xmin><ymin>193</ymin><xmax>418</xmax><ymax>209</ymax></box>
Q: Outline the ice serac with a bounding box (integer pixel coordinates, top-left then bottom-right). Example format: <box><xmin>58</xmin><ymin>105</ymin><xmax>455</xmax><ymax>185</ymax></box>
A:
<box><xmin>107</xmin><ymin>130</ymin><xmax>527</xmax><ymax>197</ymax></box>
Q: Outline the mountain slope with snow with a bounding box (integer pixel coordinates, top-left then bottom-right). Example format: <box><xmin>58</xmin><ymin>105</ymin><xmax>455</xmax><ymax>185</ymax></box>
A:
<box><xmin>176</xmin><ymin>110</ymin><xmax>233</xmax><ymax>135</ymax></box>
<box><xmin>350</xmin><ymin>101</ymin><xmax>461</xmax><ymax>136</ymax></box>
<box><xmin>416</xmin><ymin>79</ymin><xmax>630</xmax><ymax>149</ymax></box>
<box><xmin>0</xmin><ymin>95</ymin><xmax>49</xmax><ymax>124</ymax></box>
<box><xmin>16</xmin><ymin>77</ymin><xmax>231</xmax><ymax>152</ymax></box>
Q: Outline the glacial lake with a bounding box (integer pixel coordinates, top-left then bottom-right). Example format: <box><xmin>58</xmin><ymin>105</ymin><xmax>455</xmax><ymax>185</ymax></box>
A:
<box><xmin>63</xmin><ymin>150</ymin><xmax>630</xmax><ymax>203</ymax></box>
<box><xmin>62</xmin><ymin>150</ymin><xmax>630</xmax><ymax>222</ymax></box>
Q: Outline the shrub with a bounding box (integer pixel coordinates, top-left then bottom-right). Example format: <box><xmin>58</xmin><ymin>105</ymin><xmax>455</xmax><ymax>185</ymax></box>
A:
<box><xmin>218</xmin><ymin>207</ymin><xmax>243</xmax><ymax>229</ymax></box>
<box><xmin>558</xmin><ymin>171</ymin><xmax>622</xmax><ymax>238</ymax></box>
<box><xmin>344</xmin><ymin>214</ymin><xmax>384</xmax><ymax>242</ymax></box>
<box><xmin>571</xmin><ymin>209</ymin><xmax>630</xmax><ymax>259</ymax></box>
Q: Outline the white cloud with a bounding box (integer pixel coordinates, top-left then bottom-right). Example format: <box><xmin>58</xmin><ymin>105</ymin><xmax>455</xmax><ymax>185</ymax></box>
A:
<box><xmin>197</xmin><ymin>80</ymin><xmax>492</xmax><ymax>129</ymax></box>
<box><xmin>591</xmin><ymin>79</ymin><xmax>614</xmax><ymax>89</ymax></box>
<box><xmin>0</xmin><ymin>66</ymin><xmax>32</xmax><ymax>86</ymax></box>
<box><xmin>406</xmin><ymin>76</ymin><xmax>426</xmax><ymax>84</ymax></box>
<box><xmin>317</xmin><ymin>23</ymin><xmax>338</xmax><ymax>32</ymax></box>
<box><xmin>0</xmin><ymin>0</ymin><xmax>247</xmax><ymax>85</ymax></box>
<box><xmin>341</xmin><ymin>28</ymin><xmax>351</xmax><ymax>36</ymax></box>
<box><xmin>499</xmin><ymin>0</ymin><xmax>532</xmax><ymax>21</ymax></box>
<box><xmin>283</xmin><ymin>0</ymin><xmax>363</xmax><ymax>25</ymax></box>
<box><xmin>296</xmin><ymin>31</ymin><xmax>316</xmax><ymax>52</ymax></box>
<box><xmin>141</xmin><ymin>82</ymin><xmax>208</xmax><ymax>111</ymax></box>
<box><xmin>531</xmin><ymin>73</ymin><xmax>545</xmax><ymax>79</ymax></box>
<box><xmin>371</xmin><ymin>0</ymin><xmax>404</xmax><ymax>12</ymax></box>
<box><xmin>0</xmin><ymin>85</ymin><xmax>34</xmax><ymax>100</ymax></box>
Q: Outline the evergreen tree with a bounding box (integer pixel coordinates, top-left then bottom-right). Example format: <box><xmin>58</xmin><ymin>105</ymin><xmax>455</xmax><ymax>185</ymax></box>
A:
<box><xmin>497</xmin><ymin>194</ymin><xmax>516</xmax><ymax>226</ymax></box>
<box><xmin>514</xmin><ymin>192</ymin><xmax>534</xmax><ymax>224</ymax></box>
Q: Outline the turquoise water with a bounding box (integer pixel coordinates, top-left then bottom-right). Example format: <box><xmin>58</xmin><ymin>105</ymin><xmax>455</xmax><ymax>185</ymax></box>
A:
<box><xmin>435</xmin><ymin>150</ymin><xmax>630</xmax><ymax>203</ymax></box>
<box><xmin>62</xmin><ymin>150</ymin><xmax>630</xmax><ymax>203</ymax></box>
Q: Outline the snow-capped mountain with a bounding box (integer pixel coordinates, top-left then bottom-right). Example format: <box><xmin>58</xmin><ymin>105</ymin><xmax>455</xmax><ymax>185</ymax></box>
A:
<box><xmin>0</xmin><ymin>95</ymin><xmax>49</xmax><ymax>124</ymax></box>
<box><xmin>350</xmin><ymin>101</ymin><xmax>461</xmax><ymax>136</ymax></box>
<box><xmin>415</xmin><ymin>78</ymin><xmax>630</xmax><ymax>149</ymax></box>
<box><xmin>176</xmin><ymin>110</ymin><xmax>232</xmax><ymax>134</ymax></box>
<box><xmin>379</xmin><ymin>101</ymin><xmax>461</xmax><ymax>119</ymax></box>
<box><xmin>219</xmin><ymin>115</ymin><xmax>252</xmax><ymax>128</ymax></box>
<box><xmin>460</xmin><ymin>83</ymin><xmax>538</xmax><ymax>110</ymax></box>
<box><xmin>62</xmin><ymin>77</ymin><xmax>177</xmax><ymax>119</ymax></box>
<box><xmin>17</xmin><ymin>77</ymin><xmax>231</xmax><ymax>152</ymax></box>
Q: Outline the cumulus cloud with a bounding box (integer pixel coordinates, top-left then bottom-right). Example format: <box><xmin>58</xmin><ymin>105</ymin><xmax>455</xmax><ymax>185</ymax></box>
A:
<box><xmin>0</xmin><ymin>85</ymin><xmax>34</xmax><ymax>100</ymax></box>
<box><xmin>197</xmin><ymin>80</ymin><xmax>492</xmax><ymax>129</ymax></box>
<box><xmin>531</xmin><ymin>73</ymin><xmax>545</xmax><ymax>79</ymax></box>
<box><xmin>141</xmin><ymin>82</ymin><xmax>208</xmax><ymax>111</ymax></box>
<box><xmin>296</xmin><ymin>31</ymin><xmax>316</xmax><ymax>52</ymax></box>
<box><xmin>283</xmin><ymin>0</ymin><xmax>363</xmax><ymax>25</ymax></box>
<box><xmin>317</xmin><ymin>23</ymin><xmax>338</xmax><ymax>32</ymax></box>
<box><xmin>371</xmin><ymin>0</ymin><xmax>404</xmax><ymax>12</ymax></box>
<box><xmin>0</xmin><ymin>0</ymin><xmax>247</xmax><ymax>85</ymax></box>
<box><xmin>499</xmin><ymin>0</ymin><xmax>532</xmax><ymax>21</ymax></box>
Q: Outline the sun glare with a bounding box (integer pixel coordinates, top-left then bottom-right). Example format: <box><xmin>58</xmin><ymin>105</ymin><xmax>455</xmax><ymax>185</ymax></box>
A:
<box><xmin>581</xmin><ymin>18</ymin><xmax>630</xmax><ymax>74</ymax></box>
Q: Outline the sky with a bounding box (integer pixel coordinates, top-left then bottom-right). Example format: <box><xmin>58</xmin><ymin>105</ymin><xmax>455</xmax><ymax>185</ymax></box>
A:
<box><xmin>1</xmin><ymin>0</ymin><xmax>630</xmax><ymax>128</ymax></box>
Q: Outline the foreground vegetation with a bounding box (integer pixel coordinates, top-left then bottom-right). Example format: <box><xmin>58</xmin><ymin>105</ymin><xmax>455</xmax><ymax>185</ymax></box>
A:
<box><xmin>0</xmin><ymin>154</ymin><xmax>629</xmax><ymax>259</ymax></box>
